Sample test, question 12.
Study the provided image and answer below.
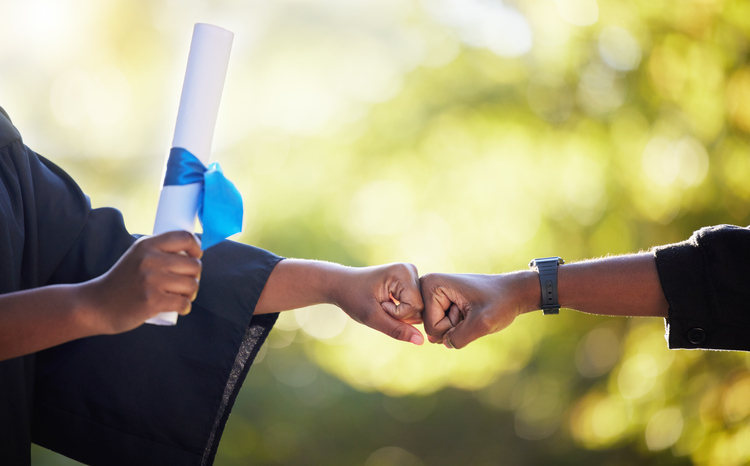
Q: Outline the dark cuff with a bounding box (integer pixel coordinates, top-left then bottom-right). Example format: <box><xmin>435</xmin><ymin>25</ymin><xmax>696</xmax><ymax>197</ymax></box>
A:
<box><xmin>655</xmin><ymin>225</ymin><xmax>750</xmax><ymax>351</ymax></box>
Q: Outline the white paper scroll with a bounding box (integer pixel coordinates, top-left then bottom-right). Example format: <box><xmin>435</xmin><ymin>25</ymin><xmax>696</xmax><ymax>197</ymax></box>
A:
<box><xmin>147</xmin><ymin>23</ymin><xmax>234</xmax><ymax>326</ymax></box>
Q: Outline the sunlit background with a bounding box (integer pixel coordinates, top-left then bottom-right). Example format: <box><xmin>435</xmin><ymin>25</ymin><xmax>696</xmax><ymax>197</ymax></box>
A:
<box><xmin>3</xmin><ymin>0</ymin><xmax>750</xmax><ymax>464</ymax></box>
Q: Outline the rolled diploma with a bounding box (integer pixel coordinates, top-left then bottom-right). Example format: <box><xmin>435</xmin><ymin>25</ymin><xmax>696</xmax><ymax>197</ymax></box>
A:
<box><xmin>147</xmin><ymin>23</ymin><xmax>234</xmax><ymax>326</ymax></box>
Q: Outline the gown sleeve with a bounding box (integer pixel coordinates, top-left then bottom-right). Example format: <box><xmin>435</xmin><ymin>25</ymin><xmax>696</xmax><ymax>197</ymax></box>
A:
<box><xmin>654</xmin><ymin>224</ymin><xmax>750</xmax><ymax>352</ymax></box>
<box><xmin>16</xmin><ymin>140</ymin><xmax>281</xmax><ymax>465</ymax></box>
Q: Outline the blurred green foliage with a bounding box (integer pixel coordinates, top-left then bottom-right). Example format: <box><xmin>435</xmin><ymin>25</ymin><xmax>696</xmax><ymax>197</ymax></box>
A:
<box><xmin>5</xmin><ymin>0</ymin><xmax>749</xmax><ymax>464</ymax></box>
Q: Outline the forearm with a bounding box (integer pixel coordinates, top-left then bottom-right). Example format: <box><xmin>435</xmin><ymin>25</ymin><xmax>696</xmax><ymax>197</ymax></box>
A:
<box><xmin>519</xmin><ymin>253</ymin><xmax>669</xmax><ymax>318</ymax></box>
<box><xmin>254</xmin><ymin>259</ymin><xmax>348</xmax><ymax>314</ymax></box>
<box><xmin>255</xmin><ymin>259</ymin><xmax>424</xmax><ymax>344</ymax></box>
<box><xmin>0</xmin><ymin>283</ymin><xmax>98</xmax><ymax>361</ymax></box>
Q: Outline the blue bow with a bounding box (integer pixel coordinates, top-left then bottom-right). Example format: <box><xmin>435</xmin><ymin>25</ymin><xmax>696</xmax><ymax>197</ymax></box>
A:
<box><xmin>164</xmin><ymin>147</ymin><xmax>243</xmax><ymax>249</ymax></box>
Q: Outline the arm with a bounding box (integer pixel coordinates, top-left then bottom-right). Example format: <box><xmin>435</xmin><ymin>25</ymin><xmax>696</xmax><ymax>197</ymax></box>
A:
<box><xmin>255</xmin><ymin>259</ymin><xmax>425</xmax><ymax>345</ymax></box>
<box><xmin>0</xmin><ymin>284</ymin><xmax>98</xmax><ymax>361</ymax></box>
<box><xmin>421</xmin><ymin>252</ymin><xmax>668</xmax><ymax>349</ymax></box>
<box><xmin>0</xmin><ymin>231</ymin><xmax>202</xmax><ymax>361</ymax></box>
<box><xmin>557</xmin><ymin>253</ymin><xmax>668</xmax><ymax>318</ymax></box>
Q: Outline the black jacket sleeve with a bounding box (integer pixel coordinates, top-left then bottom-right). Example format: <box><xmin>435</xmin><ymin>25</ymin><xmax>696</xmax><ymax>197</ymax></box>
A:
<box><xmin>654</xmin><ymin>224</ymin><xmax>750</xmax><ymax>351</ymax></box>
<box><xmin>0</xmin><ymin>110</ymin><xmax>283</xmax><ymax>465</ymax></box>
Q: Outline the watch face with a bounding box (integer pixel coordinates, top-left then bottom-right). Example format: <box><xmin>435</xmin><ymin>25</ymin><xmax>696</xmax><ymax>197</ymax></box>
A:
<box><xmin>529</xmin><ymin>257</ymin><xmax>563</xmax><ymax>268</ymax></box>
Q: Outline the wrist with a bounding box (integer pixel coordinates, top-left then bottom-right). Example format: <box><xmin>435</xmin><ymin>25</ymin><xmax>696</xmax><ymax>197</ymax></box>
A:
<box><xmin>508</xmin><ymin>270</ymin><xmax>543</xmax><ymax>315</ymax></box>
<box><xmin>320</xmin><ymin>262</ymin><xmax>354</xmax><ymax>308</ymax></box>
<box><xmin>72</xmin><ymin>279</ymin><xmax>110</xmax><ymax>336</ymax></box>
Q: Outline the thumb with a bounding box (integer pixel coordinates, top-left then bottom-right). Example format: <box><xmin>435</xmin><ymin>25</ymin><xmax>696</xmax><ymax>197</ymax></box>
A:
<box><xmin>366</xmin><ymin>310</ymin><xmax>425</xmax><ymax>346</ymax></box>
<box><xmin>152</xmin><ymin>230</ymin><xmax>203</xmax><ymax>258</ymax></box>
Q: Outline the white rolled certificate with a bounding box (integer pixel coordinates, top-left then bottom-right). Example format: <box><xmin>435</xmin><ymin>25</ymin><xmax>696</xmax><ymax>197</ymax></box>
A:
<box><xmin>147</xmin><ymin>23</ymin><xmax>234</xmax><ymax>326</ymax></box>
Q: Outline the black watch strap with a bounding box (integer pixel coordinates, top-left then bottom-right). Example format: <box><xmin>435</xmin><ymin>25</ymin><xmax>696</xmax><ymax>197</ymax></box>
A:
<box><xmin>528</xmin><ymin>257</ymin><xmax>564</xmax><ymax>315</ymax></box>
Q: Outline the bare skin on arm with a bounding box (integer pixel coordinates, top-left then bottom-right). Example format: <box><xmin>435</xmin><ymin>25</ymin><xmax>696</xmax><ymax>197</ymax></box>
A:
<box><xmin>0</xmin><ymin>231</ymin><xmax>203</xmax><ymax>362</ymax></box>
<box><xmin>421</xmin><ymin>252</ymin><xmax>669</xmax><ymax>349</ymax></box>
<box><xmin>255</xmin><ymin>259</ymin><xmax>425</xmax><ymax>345</ymax></box>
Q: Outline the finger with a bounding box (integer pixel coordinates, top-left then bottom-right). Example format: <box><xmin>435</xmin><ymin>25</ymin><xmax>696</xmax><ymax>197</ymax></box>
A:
<box><xmin>381</xmin><ymin>299</ymin><xmax>422</xmax><ymax>322</ymax></box>
<box><xmin>158</xmin><ymin>273</ymin><xmax>201</xmax><ymax>300</ymax></box>
<box><xmin>160</xmin><ymin>254</ymin><xmax>202</xmax><ymax>278</ymax></box>
<box><xmin>365</xmin><ymin>310</ymin><xmax>424</xmax><ymax>346</ymax></box>
<box><xmin>151</xmin><ymin>231</ymin><xmax>203</xmax><ymax>258</ymax></box>
<box><xmin>179</xmin><ymin>302</ymin><xmax>192</xmax><ymax>316</ymax></box>
<box><xmin>158</xmin><ymin>294</ymin><xmax>193</xmax><ymax>316</ymax></box>
<box><xmin>420</xmin><ymin>276</ymin><xmax>457</xmax><ymax>337</ymax></box>
<box><xmin>381</xmin><ymin>300</ymin><xmax>398</xmax><ymax>318</ymax></box>
<box><xmin>447</xmin><ymin>303</ymin><xmax>461</xmax><ymax>327</ymax></box>
<box><xmin>387</xmin><ymin>269</ymin><xmax>424</xmax><ymax>321</ymax></box>
<box><xmin>442</xmin><ymin>311</ymin><xmax>488</xmax><ymax>349</ymax></box>
<box><xmin>388</xmin><ymin>292</ymin><xmax>423</xmax><ymax>320</ymax></box>
<box><xmin>427</xmin><ymin>334</ymin><xmax>443</xmax><ymax>344</ymax></box>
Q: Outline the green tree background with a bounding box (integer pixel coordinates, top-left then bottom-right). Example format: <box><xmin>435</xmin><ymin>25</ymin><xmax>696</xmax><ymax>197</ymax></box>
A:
<box><xmin>2</xmin><ymin>0</ymin><xmax>749</xmax><ymax>464</ymax></box>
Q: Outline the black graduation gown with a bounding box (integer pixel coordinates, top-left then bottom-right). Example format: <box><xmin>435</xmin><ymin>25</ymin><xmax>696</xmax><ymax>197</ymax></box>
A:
<box><xmin>0</xmin><ymin>106</ymin><xmax>281</xmax><ymax>465</ymax></box>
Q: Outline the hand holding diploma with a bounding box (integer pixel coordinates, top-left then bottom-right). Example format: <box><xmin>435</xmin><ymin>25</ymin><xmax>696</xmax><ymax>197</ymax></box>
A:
<box><xmin>79</xmin><ymin>232</ymin><xmax>203</xmax><ymax>335</ymax></box>
<box><xmin>0</xmin><ymin>232</ymin><xmax>202</xmax><ymax>361</ymax></box>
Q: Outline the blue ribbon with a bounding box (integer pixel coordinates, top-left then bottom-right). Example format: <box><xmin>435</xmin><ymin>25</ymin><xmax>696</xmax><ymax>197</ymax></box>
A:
<box><xmin>164</xmin><ymin>147</ymin><xmax>243</xmax><ymax>250</ymax></box>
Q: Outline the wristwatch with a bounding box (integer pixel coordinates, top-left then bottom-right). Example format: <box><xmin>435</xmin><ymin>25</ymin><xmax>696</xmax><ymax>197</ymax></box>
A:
<box><xmin>528</xmin><ymin>257</ymin><xmax>564</xmax><ymax>315</ymax></box>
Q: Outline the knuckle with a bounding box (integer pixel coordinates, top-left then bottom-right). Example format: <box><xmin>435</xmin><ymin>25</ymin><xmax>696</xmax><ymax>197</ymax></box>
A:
<box><xmin>140</xmin><ymin>234</ymin><xmax>162</xmax><ymax>247</ymax></box>
<box><xmin>139</xmin><ymin>254</ymin><xmax>158</xmax><ymax>273</ymax></box>
<box><xmin>389</xmin><ymin>325</ymin><xmax>406</xmax><ymax>341</ymax></box>
<box><xmin>387</xmin><ymin>262</ymin><xmax>406</xmax><ymax>277</ymax></box>
<box><xmin>411</xmin><ymin>297</ymin><xmax>425</xmax><ymax>314</ymax></box>
<box><xmin>184</xmin><ymin>231</ymin><xmax>200</xmax><ymax>248</ymax></box>
<box><xmin>133</xmin><ymin>235</ymin><xmax>151</xmax><ymax>246</ymax></box>
<box><xmin>142</xmin><ymin>288</ymin><xmax>160</xmax><ymax>309</ymax></box>
<box><xmin>420</xmin><ymin>273</ymin><xmax>441</xmax><ymax>287</ymax></box>
<box><xmin>398</xmin><ymin>262</ymin><xmax>416</xmax><ymax>277</ymax></box>
<box><xmin>192</xmin><ymin>258</ymin><xmax>203</xmax><ymax>276</ymax></box>
<box><xmin>142</xmin><ymin>271</ymin><xmax>162</xmax><ymax>294</ymax></box>
<box><xmin>130</xmin><ymin>238</ymin><xmax>150</xmax><ymax>256</ymax></box>
<box><xmin>171</xmin><ymin>230</ymin><xmax>192</xmax><ymax>241</ymax></box>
